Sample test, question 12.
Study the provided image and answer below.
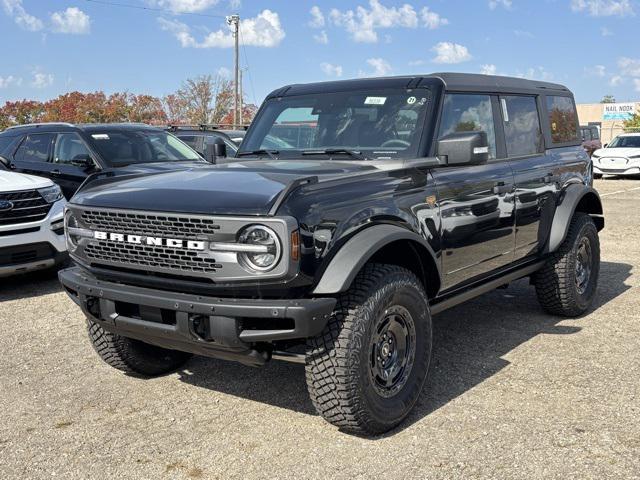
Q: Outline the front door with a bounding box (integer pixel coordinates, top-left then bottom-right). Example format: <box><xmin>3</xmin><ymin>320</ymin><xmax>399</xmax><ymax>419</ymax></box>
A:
<box><xmin>433</xmin><ymin>93</ymin><xmax>516</xmax><ymax>290</ymax></box>
<box><xmin>51</xmin><ymin>133</ymin><xmax>97</xmax><ymax>198</ymax></box>
<box><xmin>12</xmin><ymin>133</ymin><xmax>57</xmax><ymax>182</ymax></box>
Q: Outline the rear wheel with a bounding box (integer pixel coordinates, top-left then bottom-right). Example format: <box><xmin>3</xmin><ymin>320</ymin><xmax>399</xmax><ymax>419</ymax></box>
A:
<box><xmin>534</xmin><ymin>213</ymin><xmax>600</xmax><ymax>317</ymax></box>
<box><xmin>87</xmin><ymin>319</ymin><xmax>192</xmax><ymax>376</ymax></box>
<box><xmin>305</xmin><ymin>264</ymin><xmax>432</xmax><ymax>435</ymax></box>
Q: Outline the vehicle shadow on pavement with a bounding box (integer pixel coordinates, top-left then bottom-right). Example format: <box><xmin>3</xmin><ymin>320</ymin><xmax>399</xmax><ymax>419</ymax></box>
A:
<box><xmin>0</xmin><ymin>268</ymin><xmax>64</xmax><ymax>302</ymax></box>
<box><xmin>174</xmin><ymin>260</ymin><xmax>633</xmax><ymax>434</ymax></box>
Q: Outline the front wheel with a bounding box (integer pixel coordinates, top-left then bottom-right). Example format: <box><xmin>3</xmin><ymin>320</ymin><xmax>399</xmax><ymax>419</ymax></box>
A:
<box><xmin>305</xmin><ymin>264</ymin><xmax>432</xmax><ymax>435</ymax></box>
<box><xmin>533</xmin><ymin>213</ymin><xmax>600</xmax><ymax>317</ymax></box>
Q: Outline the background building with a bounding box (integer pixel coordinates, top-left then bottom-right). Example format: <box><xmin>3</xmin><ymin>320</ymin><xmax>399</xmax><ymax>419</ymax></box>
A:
<box><xmin>577</xmin><ymin>102</ymin><xmax>640</xmax><ymax>144</ymax></box>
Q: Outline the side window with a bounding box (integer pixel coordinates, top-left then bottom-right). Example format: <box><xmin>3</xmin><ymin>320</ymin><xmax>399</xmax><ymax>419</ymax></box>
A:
<box><xmin>438</xmin><ymin>94</ymin><xmax>497</xmax><ymax>159</ymax></box>
<box><xmin>546</xmin><ymin>96</ymin><xmax>579</xmax><ymax>143</ymax></box>
<box><xmin>581</xmin><ymin>128</ymin><xmax>590</xmax><ymax>141</ymax></box>
<box><xmin>176</xmin><ymin>135</ymin><xmax>201</xmax><ymax>150</ymax></box>
<box><xmin>0</xmin><ymin>136</ymin><xmax>17</xmax><ymax>155</ymax></box>
<box><xmin>53</xmin><ymin>133</ymin><xmax>92</xmax><ymax>165</ymax></box>
<box><xmin>14</xmin><ymin>133</ymin><xmax>55</xmax><ymax>163</ymax></box>
<box><xmin>501</xmin><ymin>96</ymin><xmax>543</xmax><ymax>157</ymax></box>
<box><xmin>591</xmin><ymin>127</ymin><xmax>600</xmax><ymax>140</ymax></box>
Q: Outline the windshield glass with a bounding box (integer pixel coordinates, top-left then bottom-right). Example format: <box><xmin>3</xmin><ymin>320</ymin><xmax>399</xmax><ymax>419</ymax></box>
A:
<box><xmin>240</xmin><ymin>89</ymin><xmax>431</xmax><ymax>160</ymax></box>
<box><xmin>88</xmin><ymin>130</ymin><xmax>201</xmax><ymax>167</ymax></box>
<box><xmin>608</xmin><ymin>135</ymin><xmax>640</xmax><ymax>148</ymax></box>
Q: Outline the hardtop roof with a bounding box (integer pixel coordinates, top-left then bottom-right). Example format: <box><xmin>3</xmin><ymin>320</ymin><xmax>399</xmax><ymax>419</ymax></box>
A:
<box><xmin>266</xmin><ymin>72</ymin><xmax>571</xmax><ymax>99</ymax></box>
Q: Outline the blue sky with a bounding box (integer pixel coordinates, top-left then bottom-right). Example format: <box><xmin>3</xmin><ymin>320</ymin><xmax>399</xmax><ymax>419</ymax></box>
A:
<box><xmin>1</xmin><ymin>0</ymin><xmax>639</xmax><ymax>105</ymax></box>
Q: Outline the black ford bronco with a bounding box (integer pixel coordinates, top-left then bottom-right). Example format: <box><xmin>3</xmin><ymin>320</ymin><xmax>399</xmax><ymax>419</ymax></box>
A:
<box><xmin>59</xmin><ymin>73</ymin><xmax>604</xmax><ymax>434</ymax></box>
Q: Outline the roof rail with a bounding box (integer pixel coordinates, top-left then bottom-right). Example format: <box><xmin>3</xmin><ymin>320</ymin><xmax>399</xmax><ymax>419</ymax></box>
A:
<box><xmin>167</xmin><ymin>123</ymin><xmax>250</xmax><ymax>132</ymax></box>
<box><xmin>5</xmin><ymin>122</ymin><xmax>75</xmax><ymax>130</ymax></box>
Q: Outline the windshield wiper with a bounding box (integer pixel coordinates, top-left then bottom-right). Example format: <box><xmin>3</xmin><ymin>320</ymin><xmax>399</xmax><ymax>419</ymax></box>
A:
<box><xmin>236</xmin><ymin>149</ymin><xmax>279</xmax><ymax>159</ymax></box>
<box><xmin>302</xmin><ymin>148</ymin><xmax>366</xmax><ymax>160</ymax></box>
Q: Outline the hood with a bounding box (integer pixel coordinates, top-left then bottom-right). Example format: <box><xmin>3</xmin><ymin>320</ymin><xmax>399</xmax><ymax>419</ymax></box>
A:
<box><xmin>0</xmin><ymin>170</ymin><xmax>52</xmax><ymax>192</ymax></box>
<box><xmin>71</xmin><ymin>160</ymin><xmax>380</xmax><ymax>215</ymax></box>
<box><xmin>594</xmin><ymin>147</ymin><xmax>640</xmax><ymax>158</ymax></box>
<box><xmin>116</xmin><ymin>160</ymin><xmax>209</xmax><ymax>174</ymax></box>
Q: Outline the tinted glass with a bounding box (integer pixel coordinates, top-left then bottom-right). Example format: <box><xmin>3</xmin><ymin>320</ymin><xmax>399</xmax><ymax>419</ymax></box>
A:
<box><xmin>14</xmin><ymin>133</ymin><xmax>54</xmax><ymax>163</ymax></box>
<box><xmin>0</xmin><ymin>136</ymin><xmax>17</xmax><ymax>155</ymax></box>
<box><xmin>241</xmin><ymin>89</ymin><xmax>431</xmax><ymax>160</ymax></box>
<box><xmin>581</xmin><ymin>128</ymin><xmax>591</xmax><ymax>141</ymax></box>
<box><xmin>438</xmin><ymin>94</ymin><xmax>497</xmax><ymax>159</ymax></box>
<box><xmin>53</xmin><ymin>133</ymin><xmax>92</xmax><ymax>165</ymax></box>
<box><xmin>546</xmin><ymin>96</ymin><xmax>579</xmax><ymax>143</ymax></box>
<box><xmin>591</xmin><ymin>127</ymin><xmax>600</xmax><ymax>140</ymax></box>
<box><xmin>608</xmin><ymin>136</ymin><xmax>640</xmax><ymax>148</ymax></box>
<box><xmin>502</xmin><ymin>96</ymin><xmax>543</xmax><ymax>157</ymax></box>
<box><xmin>175</xmin><ymin>135</ymin><xmax>200</xmax><ymax>150</ymax></box>
<box><xmin>88</xmin><ymin>130</ymin><xmax>200</xmax><ymax>167</ymax></box>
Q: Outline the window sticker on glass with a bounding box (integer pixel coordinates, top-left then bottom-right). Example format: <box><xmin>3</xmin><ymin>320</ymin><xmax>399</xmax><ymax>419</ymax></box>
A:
<box><xmin>364</xmin><ymin>96</ymin><xmax>387</xmax><ymax>105</ymax></box>
<box><xmin>91</xmin><ymin>134</ymin><xmax>110</xmax><ymax>140</ymax></box>
<box><xmin>407</xmin><ymin>96</ymin><xmax>417</xmax><ymax>105</ymax></box>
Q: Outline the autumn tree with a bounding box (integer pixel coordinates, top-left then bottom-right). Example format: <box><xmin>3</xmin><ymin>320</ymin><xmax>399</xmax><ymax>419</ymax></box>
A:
<box><xmin>127</xmin><ymin>94</ymin><xmax>167</xmax><ymax>124</ymax></box>
<box><xmin>0</xmin><ymin>100</ymin><xmax>44</xmax><ymax>130</ymax></box>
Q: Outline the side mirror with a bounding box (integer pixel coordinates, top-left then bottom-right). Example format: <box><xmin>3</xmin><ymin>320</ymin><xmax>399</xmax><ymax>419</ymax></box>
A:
<box><xmin>437</xmin><ymin>131</ymin><xmax>489</xmax><ymax>166</ymax></box>
<box><xmin>70</xmin><ymin>154</ymin><xmax>95</xmax><ymax>170</ymax></box>
<box><xmin>0</xmin><ymin>155</ymin><xmax>10</xmax><ymax>169</ymax></box>
<box><xmin>603</xmin><ymin>143</ymin><xmax>608</xmax><ymax>148</ymax></box>
<box><xmin>204</xmin><ymin>138</ymin><xmax>227</xmax><ymax>164</ymax></box>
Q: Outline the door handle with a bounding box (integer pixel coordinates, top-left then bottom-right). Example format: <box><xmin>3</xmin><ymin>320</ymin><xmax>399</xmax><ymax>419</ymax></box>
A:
<box><xmin>50</xmin><ymin>169</ymin><xmax>61</xmax><ymax>176</ymax></box>
<box><xmin>493</xmin><ymin>182</ymin><xmax>513</xmax><ymax>195</ymax></box>
<box><xmin>544</xmin><ymin>174</ymin><xmax>561</xmax><ymax>184</ymax></box>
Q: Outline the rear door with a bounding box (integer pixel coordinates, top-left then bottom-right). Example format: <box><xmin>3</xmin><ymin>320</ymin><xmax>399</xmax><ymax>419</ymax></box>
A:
<box><xmin>12</xmin><ymin>133</ymin><xmax>57</xmax><ymax>181</ymax></box>
<box><xmin>498</xmin><ymin>95</ymin><xmax>559</xmax><ymax>261</ymax></box>
<box><xmin>432</xmin><ymin>93</ymin><xmax>516</xmax><ymax>289</ymax></box>
<box><xmin>51</xmin><ymin>133</ymin><xmax>97</xmax><ymax>198</ymax></box>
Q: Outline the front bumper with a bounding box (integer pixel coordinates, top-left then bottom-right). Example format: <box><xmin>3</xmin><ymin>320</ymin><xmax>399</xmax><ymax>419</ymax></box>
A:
<box><xmin>59</xmin><ymin>267</ymin><xmax>336</xmax><ymax>366</ymax></box>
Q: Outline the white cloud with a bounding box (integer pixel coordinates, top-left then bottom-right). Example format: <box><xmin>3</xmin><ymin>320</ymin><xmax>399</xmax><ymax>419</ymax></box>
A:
<box><xmin>489</xmin><ymin>0</ymin><xmax>512</xmax><ymax>10</ymax></box>
<box><xmin>31</xmin><ymin>72</ymin><xmax>53</xmax><ymax>89</ymax></box>
<box><xmin>320</xmin><ymin>62</ymin><xmax>343</xmax><ymax>77</ymax></box>
<box><xmin>592</xmin><ymin>65</ymin><xmax>607</xmax><ymax>77</ymax></box>
<box><xmin>609</xmin><ymin>75</ymin><xmax>623</xmax><ymax>86</ymax></box>
<box><xmin>431</xmin><ymin>42</ymin><xmax>472</xmax><ymax>64</ymax></box>
<box><xmin>516</xmin><ymin>66</ymin><xmax>553</xmax><ymax>81</ymax></box>
<box><xmin>159</xmin><ymin>9</ymin><xmax>285</xmax><ymax>48</ymax></box>
<box><xmin>149</xmin><ymin>0</ymin><xmax>220</xmax><ymax>13</ymax></box>
<box><xmin>51</xmin><ymin>7</ymin><xmax>90</xmax><ymax>34</ymax></box>
<box><xmin>420</xmin><ymin>7</ymin><xmax>448</xmax><ymax>29</ymax></box>
<box><xmin>216</xmin><ymin>66</ymin><xmax>231</xmax><ymax>78</ymax></box>
<box><xmin>1</xmin><ymin>0</ymin><xmax>43</xmax><ymax>31</ymax></box>
<box><xmin>309</xmin><ymin>6</ymin><xmax>325</xmax><ymax>28</ymax></box>
<box><xmin>313</xmin><ymin>30</ymin><xmax>329</xmax><ymax>44</ymax></box>
<box><xmin>228</xmin><ymin>0</ymin><xmax>241</xmax><ymax>9</ymax></box>
<box><xmin>618</xmin><ymin>57</ymin><xmax>640</xmax><ymax>77</ymax></box>
<box><xmin>601</xmin><ymin>26</ymin><xmax>613</xmax><ymax>36</ymax></box>
<box><xmin>571</xmin><ymin>0</ymin><xmax>634</xmax><ymax>17</ymax></box>
<box><xmin>328</xmin><ymin>0</ymin><xmax>446</xmax><ymax>43</ymax></box>
<box><xmin>366</xmin><ymin>57</ymin><xmax>392</xmax><ymax>76</ymax></box>
<box><xmin>0</xmin><ymin>75</ymin><xmax>22</xmax><ymax>88</ymax></box>
<box><xmin>480</xmin><ymin>64</ymin><xmax>497</xmax><ymax>75</ymax></box>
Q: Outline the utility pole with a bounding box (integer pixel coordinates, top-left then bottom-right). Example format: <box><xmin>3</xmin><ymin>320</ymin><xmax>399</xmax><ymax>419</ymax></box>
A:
<box><xmin>226</xmin><ymin>14</ymin><xmax>240</xmax><ymax>129</ymax></box>
<box><xmin>239</xmin><ymin>69</ymin><xmax>243</xmax><ymax>126</ymax></box>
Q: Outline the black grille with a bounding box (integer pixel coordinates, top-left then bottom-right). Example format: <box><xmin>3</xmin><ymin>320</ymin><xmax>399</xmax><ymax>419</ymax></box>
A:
<box><xmin>85</xmin><ymin>241</ymin><xmax>222</xmax><ymax>274</ymax></box>
<box><xmin>0</xmin><ymin>242</ymin><xmax>55</xmax><ymax>266</ymax></box>
<box><xmin>81</xmin><ymin>210</ymin><xmax>221</xmax><ymax>237</ymax></box>
<box><xmin>0</xmin><ymin>190</ymin><xmax>51</xmax><ymax>226</ymax></box>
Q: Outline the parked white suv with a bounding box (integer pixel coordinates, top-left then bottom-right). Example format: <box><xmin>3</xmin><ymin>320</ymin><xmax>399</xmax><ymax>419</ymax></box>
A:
<box><xmin>592</xmin><ymin>133</ymin><xmax>640</xmax><ymax>177</ymax></box>
<box><xmin>0</xmin><ymin>169</ymin><xmax>67</xmax><ymax>277</ymax></box>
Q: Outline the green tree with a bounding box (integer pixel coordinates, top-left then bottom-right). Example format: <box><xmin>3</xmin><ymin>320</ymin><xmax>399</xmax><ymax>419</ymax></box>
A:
<box><xmin>623</xmin><ymin>113</ymin><xmax>640</xmax><ymax>132</ymax></box>
<box><xmin>600</xmin><ymin>95</ymin><xmax>616</xmax><ymax>104</ymax></box>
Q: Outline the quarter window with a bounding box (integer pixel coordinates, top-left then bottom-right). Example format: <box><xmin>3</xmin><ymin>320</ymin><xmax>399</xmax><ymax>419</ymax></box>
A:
<box><xmin>438</xmin><ymin>94</ymin><xmax>497</xmax><ymax>159</ymax></box>
<box><xmin>14</xmin><ymin>134</ymin><xmax>55</xmax><ymax>163</ymax></box>
<box><xmin>546</xmin><ymin>96</ymin><xmax>579</xmax><ymax>143</ymax></box>
<box><xmin>53</xmin><ymin>133</ymin><xmax>92</xmax><ymax>165</ymax></box>
<box><xmin>501</xmin><ymin>96</ymin><xmax>543</xmax><ymax>157</ymax></box>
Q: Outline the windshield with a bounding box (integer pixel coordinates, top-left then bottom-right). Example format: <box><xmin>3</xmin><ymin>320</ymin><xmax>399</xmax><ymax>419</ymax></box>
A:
<box><xmin>88</xmin><ymin>130</ymin><xmax>201</xmax><ymax>167</ymax></box>
<box><xmin>608</xmin><ymin>135</ymin><xmax>640</xmax><ymax>148</ymax></box>
<box><xmin>239</xmin><ymin>89</ymin><xmax>431</xmax><ymax>160</ymax></box>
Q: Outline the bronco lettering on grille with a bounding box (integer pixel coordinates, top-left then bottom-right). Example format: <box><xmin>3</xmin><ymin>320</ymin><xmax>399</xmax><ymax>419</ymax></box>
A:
<box><xmin>94</xmin><ymin>231</ymin><xmax>206</xmax><ymax>251</ymax></box>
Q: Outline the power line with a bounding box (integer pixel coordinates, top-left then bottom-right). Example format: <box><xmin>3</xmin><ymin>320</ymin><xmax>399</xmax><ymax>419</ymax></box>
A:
<box><xmin>80</xmin><ymin>0</ymin><xmax>227</xmax><ymax>19</ymax></box>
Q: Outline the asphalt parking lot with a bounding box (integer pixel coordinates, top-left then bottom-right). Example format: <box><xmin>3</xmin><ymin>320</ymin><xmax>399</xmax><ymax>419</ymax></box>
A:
<box><xmin>0</xmin><ymin>178</ymin><xmax>639</xmax><ymax>480</ymax></box>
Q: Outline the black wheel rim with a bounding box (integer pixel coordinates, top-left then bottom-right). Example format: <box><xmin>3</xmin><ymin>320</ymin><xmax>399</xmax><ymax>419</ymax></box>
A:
<box><xmin>368</xmin><ymin>305</ymin><xmax>417</xmax><ymax>398</ymax></box>
<box><xmin>575</xmin><ymin>236</ymin><xmax>593</xmax><ymax>295</ymax></box>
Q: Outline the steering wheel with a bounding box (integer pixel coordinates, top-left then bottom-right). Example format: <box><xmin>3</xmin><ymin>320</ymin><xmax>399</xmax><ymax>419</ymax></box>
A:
<box><xmin>380</xmin><ymin>139</ymin><xmax>410</xmax><ymax>148</ymax></box>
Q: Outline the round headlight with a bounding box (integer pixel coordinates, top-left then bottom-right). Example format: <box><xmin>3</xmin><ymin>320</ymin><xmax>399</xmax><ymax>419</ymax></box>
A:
<box><xmin>238</xmin><ymin>225</ymin><xmax>282</xmax><ymax>272</ymax></box>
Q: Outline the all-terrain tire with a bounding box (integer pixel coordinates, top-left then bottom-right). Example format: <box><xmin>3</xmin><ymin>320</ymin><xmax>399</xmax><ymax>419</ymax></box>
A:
<box><xmin>87</xmin><ymin>319</ymin><xmax>192</xmax><ymax>376</ymax></box>
<box><xmin>533</xmin><ymin>213</ymin><xmax>600</xmax><ymax>317</ymax></box>
<box><xmin>305</xmin><ymin>264</ymin><xmax>432</xmax><ymax>435</ymax></box>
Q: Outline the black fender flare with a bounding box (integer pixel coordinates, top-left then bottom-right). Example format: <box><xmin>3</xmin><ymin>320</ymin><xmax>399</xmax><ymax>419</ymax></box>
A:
<box><xmin>312</xmin><ymin>224</ymin><xmax>440</xmax><ymax>295</ymax></box>
<box><xmin>547</xmin><ymin>184</ymin><xmax>604</xmax><ymax>253</ymax></box>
